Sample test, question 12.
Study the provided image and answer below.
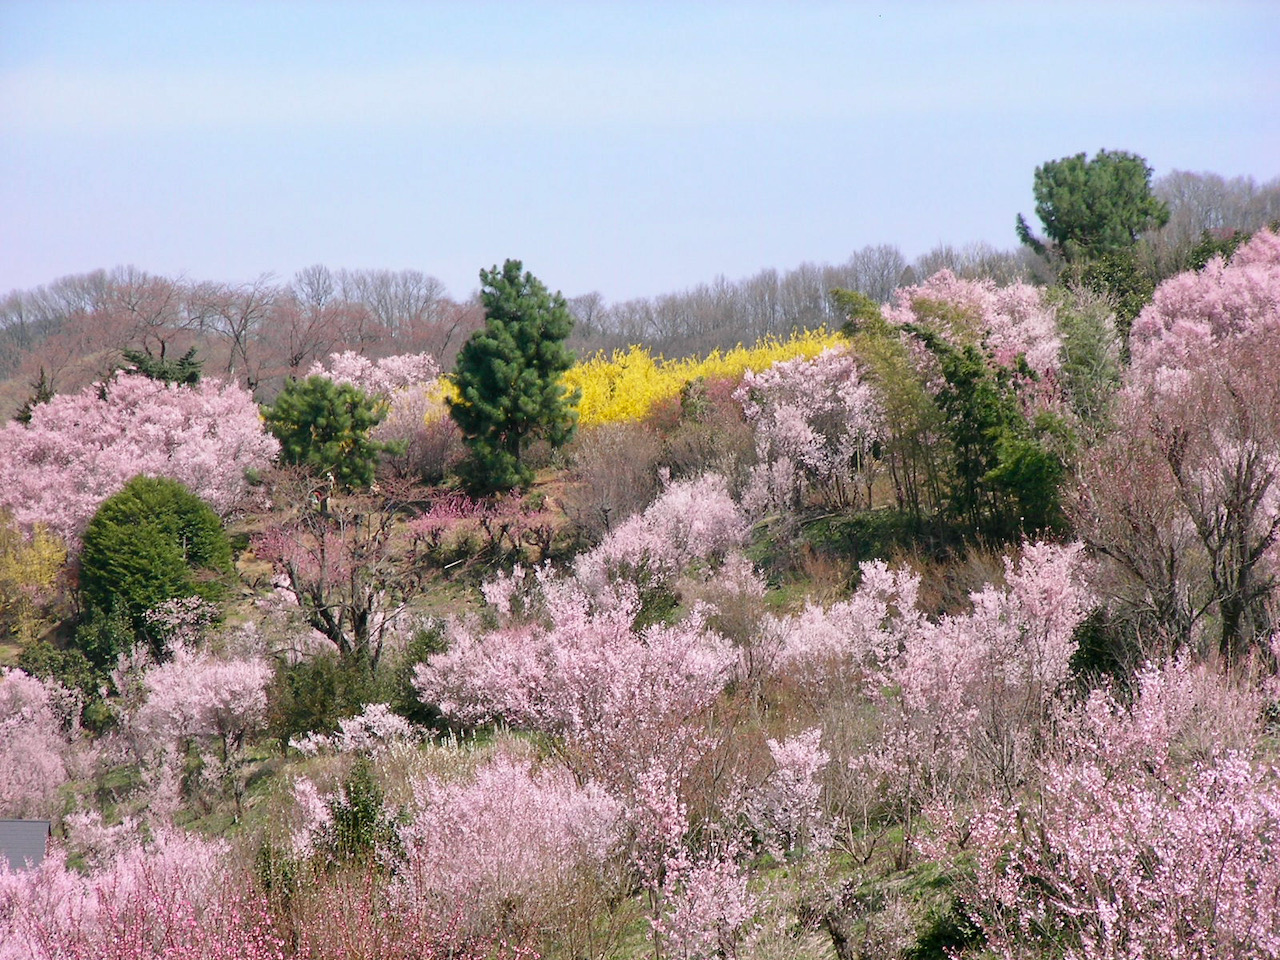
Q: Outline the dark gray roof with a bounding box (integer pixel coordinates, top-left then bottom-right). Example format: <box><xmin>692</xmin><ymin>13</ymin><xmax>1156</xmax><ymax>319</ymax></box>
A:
<box><xmin>0</xmin><ymin>819</ymin><xmax>51</xmax><ymax>871</ymax></box>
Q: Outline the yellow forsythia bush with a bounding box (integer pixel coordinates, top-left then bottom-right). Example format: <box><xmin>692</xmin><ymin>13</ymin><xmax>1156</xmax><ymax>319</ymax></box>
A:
<box><xmin>562</xmin><ymin>328</ymin><xmax>843</xmax><ymax>427</ymax></box>
<box><xmin>424</xmin><ymin>328</ymin><xmax>843</xmax><ymax>427</ymax></box>
<box><xmin>0</xmin><ymin>514</ymin><xmax>65</xmax><ymax>643</ymax></box>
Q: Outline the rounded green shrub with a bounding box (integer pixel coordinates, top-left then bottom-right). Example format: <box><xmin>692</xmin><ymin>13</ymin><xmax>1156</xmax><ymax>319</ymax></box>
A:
<box><xmin>79</xmin><ymin>475</ymin><xmax>232</xmax><ymax>657</ymax></box>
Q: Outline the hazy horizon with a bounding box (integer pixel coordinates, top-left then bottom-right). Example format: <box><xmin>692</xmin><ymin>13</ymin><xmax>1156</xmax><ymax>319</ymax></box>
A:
<box><xmin>3</xmin><ymin>1</ymin><xmax>1277</xmax><ymax>303</ymax></box>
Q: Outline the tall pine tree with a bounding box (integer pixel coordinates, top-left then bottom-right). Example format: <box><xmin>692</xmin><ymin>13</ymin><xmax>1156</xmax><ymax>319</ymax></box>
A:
<box><xmin>449</xmin><ymin>260</ymin><xmax>578</xmax><ymax>493</ymax></box>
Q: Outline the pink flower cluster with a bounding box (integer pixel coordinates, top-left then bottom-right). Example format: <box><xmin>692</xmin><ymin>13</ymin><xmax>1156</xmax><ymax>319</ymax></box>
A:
<box><xmin>0</xmin><ymin>669</ymin><xmax>81</xmax><ymax>819</ymax></box>
<box><xmin>124</xmin><ymin>644</ymin><xmax>273</xmax><ymax>811</ymax></box>
<box><xmin>132</xmin><ymin>644</ymin><xmax>272</xmax><ymax>752</ymax></box>
<box><xmin>1130</xmin><ymin>227</ymin><xmax>1280</xmax><ymax>375</ymax></box>
<box><xmin>392</xmin><ymin>753</ymin><xmax>621</xmax><ymax>936</ymax></box>
<box><xmin>736</xmin><ymin>347</ymin><xmax>883</xmax><ymax>512</ymax></box>
<box><xmin>0</xmin><ymin>373</ymin><xmax>278</xmax><ymax>548</ymax></box>
<box><xmin>653</xmin><ymin>852</ymin><xmax>758</xmax><ymax>960</ymax></box>
<box><xmin>767</xmin><ymin>542</ymin><xmax>1092</xmax><ymax>806</ymax></box>
<box><xmin>0</xmin><ymin>829</ymin><xmax>283</xmax><ymax>960</ymax></box>
<box><xmin>887</xmin><ymin>541</ymin><xmax>1092</xmax><ymax>799</ymax></box>
<box><xmin>307</xmin><ymin>350</ymin><xmax>441</xmax><ymax>396</ymax></box>
<box><xmin>960</xmin><ymin>658</ymin><xmax>1280</xmax><ymax>960</ymax></box>
<box><xmin>141</xmin><ymin>597</ymin><xmax>219</xmax><ymax>649</ymax></box>
<box><xmin>767</xmin><ymin>560</ymin><xmax>921</xmax><ymax>697</ymax></box>
<box><xmin>744</xmin><ymin>728</ymin><xmax>832</xmax><ymax>858</ymax></box>
<box><xmin>881</xmin><ymin>269</ymin><xmax>1062</xmax><ymax>379</ymax></box>
<box><xmin>896</xmin><ymin>541</ymin><xmax>1089</xmax><ymax>723</ymax></box>
<box><xmin>573</xmin><ymin>473</ymin><xmax>748</xmax><ymax>590</ymax></box>
<box><xmin>291</xmin><ymin>702</ymin><xmax>418</xmax><ymax>756</ymax></box>
<box><xmin>415</xmin><ymin>579</ymin><xmax>735</xmax><ymax>796</ymax></box>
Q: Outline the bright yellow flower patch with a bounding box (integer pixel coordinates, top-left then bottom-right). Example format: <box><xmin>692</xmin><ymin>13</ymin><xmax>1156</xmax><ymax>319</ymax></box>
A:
<box><xmin>563</xmin><ymin>329</ymin><xmax>842</xmax><ymax>426</ymax></box>
<box><xmin>424</xmin><ymin>328</ymin><xmax>843</xmax><ymax>427</ymax></box>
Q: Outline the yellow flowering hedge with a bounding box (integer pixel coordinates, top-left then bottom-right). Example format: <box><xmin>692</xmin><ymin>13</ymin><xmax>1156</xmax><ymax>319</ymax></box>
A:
<box><xmin>425</xmin><ymin>328</ymin><xmax>844</xmax><ymax>427</ymax></box>
<box><xmin>562</xmin><ymin>328</ymin><xmax>843</xmax><ymax>427</ymax></box>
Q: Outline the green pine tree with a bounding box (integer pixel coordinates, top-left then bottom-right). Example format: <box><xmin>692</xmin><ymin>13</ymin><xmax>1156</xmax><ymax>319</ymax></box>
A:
<box><xmin>121</xmin><ymin>346</ymin><xmax>203</xmax><ymax>385</ymax></box>
<box><xmin>14</xmin><ymin>368</ymin><xmax>54</xmax><ymax>424</ymax></box>
<box><xmin>1016</xmin><ymin>149</ymin><xmax>1170</xmax><ymax>264</ymax></box>
<box><xmin>264</xmin><ymin>375</ymin><xmax>388</xmax><ymax>490</ymax></box>
<box><xmin>449</xmin><ymin>260</ymin><xmax>579</xmax><ymax>493</ymax></box>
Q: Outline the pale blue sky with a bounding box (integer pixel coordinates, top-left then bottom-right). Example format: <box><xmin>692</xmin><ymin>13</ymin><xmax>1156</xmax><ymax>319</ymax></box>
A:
<box><xmin>2</xmin><ymin>1</ymin><xmax>1277</xmax><ymax>302</ymax></box>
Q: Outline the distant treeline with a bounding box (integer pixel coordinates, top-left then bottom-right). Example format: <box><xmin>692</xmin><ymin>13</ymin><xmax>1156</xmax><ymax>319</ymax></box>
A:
<box><xmin>2</xmin><ymin>168</ymin><xmax>1277</xmax><ymax>412</ymax></box>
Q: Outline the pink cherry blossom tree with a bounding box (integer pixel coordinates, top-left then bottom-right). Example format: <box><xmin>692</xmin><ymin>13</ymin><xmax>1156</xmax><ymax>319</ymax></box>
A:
<box><xmin>391</xmin><ymin>753</ymin><xmax>622</xmax><ymax>942</ymax></box>
<box><xmin>1128</xmin><ymin>227</ymin><xmax>1280</xmax><ymax>375</ymax></box>
<box><xmin>883</xmin><ymin>541</ymin><xmax>1092</xmax><ymax>817</ymax></box>
<box><xmin>415</xmin><ymin>574</ymin><xmax>736</xmax><ymax>801</ymax></box>
<box><xmin>307</xmin><ymin>350</ymin><xmax>442</xmax><ymax>397</ymax></box>
<box><xmin>766</xmin><ymin>542</ymin><xmax>1092</xmax><ymax>862</ymax></box>
<box><xmin>1075</xmin><ymin>331</ymin><xmax>1280</xmax><ymax>661</ymax></box>
<box><xmin>290</xmin><ymin>701</ymin><xmax>419</xmax><ymax>756</ymax></box>
<box><xmin>881</xmin><ymin>269</ymin><xmax>1062</xmax><ymax>381</ymax></box>
<box><xmin>572</xmin><ymin>472</ymin><xmax>748</xmax><ymax>596</ymax></box>
<box><xmin>952</xmin><ymin>657</ymin><xmax>1280</xmax><ymax>960</ymax></box>
<box><xmin>0</xmin><ymin>828</ymin><xmax>282</xmax><ymax>960</ymax></box>
<box><xmin>742</xmin><ymin>728</ymin><xmax>832</xmax><ymax>859</ymax></box>
<box><xmin>735</xmin><ymin>346</ymin><xmax>884</xmax><ymax>513</ymax></box>
<box><xmin>652</xmin><ymin>851</ymin><xmax>758</xmax><ymax>960</ymax></box>
<box><xmin>126</xmin><ymin>644</ymin><xmax>272</xmax><ymax>814</ymax></box>
<box><xmin>415</xmin><ymin>566</ymin><xmax>742</xmax><ymax>932</ymax></box>
<box><xmin>0</xmin><ymin>373</ymin><xmax>278</xmax><ymax>548</ymax></box>
<box><xmin>0</xmin><ymin>668</ymin><xmax>82</xmax><ymax>820</ymax></box>
<box><xmin>1076</xmin><ymin>229</ymin><xmax>1280</xmax><ymax>660</ymax></box>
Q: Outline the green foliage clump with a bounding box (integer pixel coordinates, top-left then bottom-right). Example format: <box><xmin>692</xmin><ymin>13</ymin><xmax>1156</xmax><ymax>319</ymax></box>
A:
<box><xmin>324</xmin><ymin>758</ymin><xmax>399</xmax><ymax>864</ymax></box>
<box><xmin>1188</xmin><ymin>226</ymin><xmax>1256</xmax><ymax>270</ymax></box>
<box><xmin>1050</xmin><ymin>287</ymin><xmax>1121</xmax><ymax>427</ymax></box>
<box><xmin>905</xmin><ymin>326</ymin><xmax>1066</xmax><ymax>540</ymax></box>
<box><xmin>121</xmin><ymin>346</ymin><xmax>203</xmax><ymax>385</ymax></box>
<box><xmin>72</xmin><ymin>607</ymin><xmax>135</xmax><ymax>673</ymax></box>
<box><xmin>264</xmin><ymin>375</ymin><xmax>387</xmax><ymax>490</ymax></box>
<box><xmin>13</xmin><ymin>367</ymin><xmax>54</xmax><ymax>424</ymax></box>
<box><xmin>387</xmin><ymin>621</ymin><xmax>448</xmax><ymax>729</ymax></box>
<box><xmin>1017</xmin><ymin>149</ymin><xmax>1170</xmax><ymax>264</ymax></box>
<box><xmin>844</xmin><ymin>305</ymin><xmax>949</xmax><ymax>525</ymax></box>
<box><xmin>449</xmin><ymin>259</ymin><xmax>578</xmax><ymax>493</ymax></box>
<box><xmin>804</xmin><ymin>508</ymin><xmax>922</xmax><ymax>563</ymax></box>
<box><xmin>266</xmin><ymin>652</ymin><xmax>378</xmax><ymax>748</ymax></box>
<box><xmin>831</xmin><ymin>287</ymin><xmax>884</xmax><ymax>337</ymax></box>
<box><xmin>1075</xmin><ymin>248</ymin><xmax>1156</xmax><ymax>339</ymax></box>
<box><xmin>78</xmin><ymin>475</ymin><xmax>232</xmax><ymax>660</ymax></box>
<box><xmin>17</xmin><ymin>640</ymin><xmax>100</xmax><ymax>699</ymax></box>
<box><xmin>16</xmin><ymin>640</ymin><xmax>114</xmax><ymax>730</ymax></box>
